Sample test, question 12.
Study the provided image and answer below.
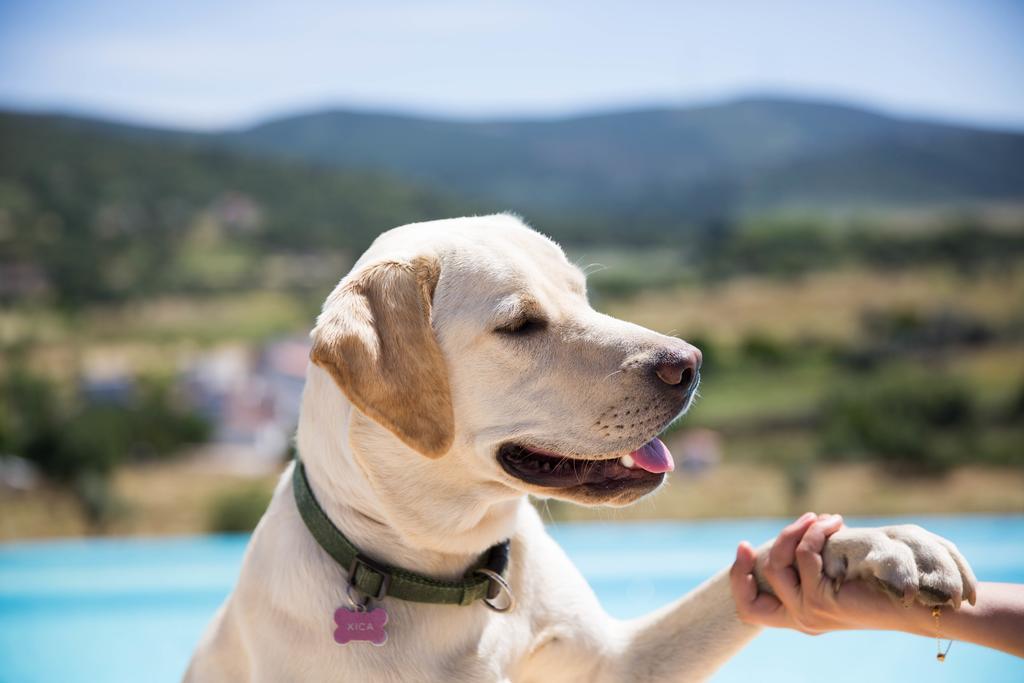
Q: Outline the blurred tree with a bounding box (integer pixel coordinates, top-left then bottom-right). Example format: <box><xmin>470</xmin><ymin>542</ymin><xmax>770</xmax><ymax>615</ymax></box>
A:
<box><xmin>819</xmin><ymin>367</ymin><xmax>976</xmax><ymax>475</ymax></box>
<box><xmin>738</xmin><ymin>331</ymin><xmax>793</xmax><ymax>367</ymax></box>
<box><xmin>1011</xmin><ymin>381</ymin><xmax>1024</xmax><ymax>421</ymax></box>
<box><xmin>0</xmin><ymin>367</ymin><xmax>211</xmax><ymax>527</ymax></box>
<box><xmin>710</xmin><ymin>216</ymin><xmax>841</xmax><ymax>278</ymax></box>
<box><xmin>208</xmin><ymin>485</ymin><xmax>273</xmax><ymax>533</ymax></box>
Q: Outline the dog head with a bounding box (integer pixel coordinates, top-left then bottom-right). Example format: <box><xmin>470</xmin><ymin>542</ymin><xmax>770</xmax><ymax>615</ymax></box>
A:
<box><xmin>311</xmin><ymin>215</ymin><xmax>700</xmax><ymax>508</ymax></box>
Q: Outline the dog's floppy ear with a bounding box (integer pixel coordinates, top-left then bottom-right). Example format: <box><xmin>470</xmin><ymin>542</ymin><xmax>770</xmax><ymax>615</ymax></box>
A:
<box><xmin>310</xmin><ymin>255</ymin><xmax>453</xmax><ymax>458</ymax></box>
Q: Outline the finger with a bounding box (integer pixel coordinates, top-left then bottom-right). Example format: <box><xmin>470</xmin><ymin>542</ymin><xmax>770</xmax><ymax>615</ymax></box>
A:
<box><xmin>730</xmin><ymin>542</ymin><xmax>799</xmax><ymax>629</ymax></box>
<box><xmin>730</xmin><ymin>542</ymin><xmax>759</xmax><ymax>605</ymax></box>
<box><xmin>738</xmin><ymin>576</ymin><xmax>790</xmax><ymax>626</ymax></box>
<box><xmin>747</xmin><ymin>590</ymin><xmax>788</xmax><ymax>626</ymax></box>
<box><xmin>736</xmin><ymin>559</ymin><xmax>790</xmax><ymax>626</ymax></box>
<box><xmin>734</xmin><ymin>541</ymin><xmax>756</xmax><ymax>575</ymax></box>
<box><xmin>765</xmin><ymin>514</ymin><xmax>817</xmax><ymax>608</ymax></box>
<box><xmin>768</xmin><ymin>512</ymin><xmax>818</xmax><ymax>571</ymax></box>
<box><xmin>795</xmin><ymin>515</ymin><xmax>844</xmax><ymax>590</ymax></box>
<box><xmin>731</xmin><ymin>543</ymin><xmax>789</xmax><ymax>626</ymax></box>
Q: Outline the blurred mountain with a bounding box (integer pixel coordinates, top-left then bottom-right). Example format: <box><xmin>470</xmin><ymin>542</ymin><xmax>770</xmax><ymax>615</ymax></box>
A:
<box><xmin>4</xmin><ymin>95</ymin><xmax>1024</xmax><ymax>306</ymax></box>
<box><xmin>7</xmin><ymin>96</ymin><xmax>1023</xmax><ymax>228</ymax></box>
<box><xmin>224</xmin><ymin>97</ymin><xmax>1024</xmax><ymax>217</ymax></box>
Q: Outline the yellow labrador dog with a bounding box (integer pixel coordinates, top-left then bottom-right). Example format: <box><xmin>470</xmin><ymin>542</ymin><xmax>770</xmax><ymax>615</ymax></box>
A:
<box><xmin>187</xmin><ymin>214</ymin><xmax>976</xmax><ymax>682</ymax></box>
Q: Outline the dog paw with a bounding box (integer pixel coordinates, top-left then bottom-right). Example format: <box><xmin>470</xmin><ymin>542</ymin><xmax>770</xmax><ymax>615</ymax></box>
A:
<box><xmin>822</xmin><ymin>524</ymin><xmax>977</xmax><ymax>608</ymax></box>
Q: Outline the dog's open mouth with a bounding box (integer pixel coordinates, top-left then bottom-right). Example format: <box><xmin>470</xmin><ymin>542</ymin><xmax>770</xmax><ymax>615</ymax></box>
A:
<box><xmin>497</xmin><ymin>438</ymin><xmax>673</xmax><ymax>490</ymax></box>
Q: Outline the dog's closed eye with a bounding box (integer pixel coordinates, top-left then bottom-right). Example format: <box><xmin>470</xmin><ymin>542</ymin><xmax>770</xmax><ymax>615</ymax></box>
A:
<box><xmin>494</xmin><ymin>316</ymin><xmax>547</xmax><ymax>336</ymax></box>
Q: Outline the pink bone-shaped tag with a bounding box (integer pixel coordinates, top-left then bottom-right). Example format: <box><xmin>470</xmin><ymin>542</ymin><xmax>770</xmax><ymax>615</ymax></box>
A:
<box><xmin>334</xmin><ymin>606</ymin><xmax>388</xmax><ymax>646</ymax></box>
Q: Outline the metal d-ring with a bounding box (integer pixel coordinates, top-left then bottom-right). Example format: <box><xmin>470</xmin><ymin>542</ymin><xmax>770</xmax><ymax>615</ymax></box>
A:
<box><xmin>475</xmin><ymin>568</ymin><xmax>515</xmax><ymax>613</ymax></box>
<box><xmin>345</xmin><ymin>582</ymin><xmax>371</xmax><ymax>612</ymax></box>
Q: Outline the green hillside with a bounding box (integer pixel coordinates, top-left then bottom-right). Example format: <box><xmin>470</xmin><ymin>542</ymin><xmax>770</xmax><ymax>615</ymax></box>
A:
<box><xmin>0</xmin><ymin>112</ymin><xmax>474</xmax><ymax>306</ymax></box>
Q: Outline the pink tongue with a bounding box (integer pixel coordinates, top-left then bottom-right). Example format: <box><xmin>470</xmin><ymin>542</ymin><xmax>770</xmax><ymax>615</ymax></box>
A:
<box><xmin>630</xmin><ymin>438</ymin><xmax>675</xmax><ymax>473</ymax></box>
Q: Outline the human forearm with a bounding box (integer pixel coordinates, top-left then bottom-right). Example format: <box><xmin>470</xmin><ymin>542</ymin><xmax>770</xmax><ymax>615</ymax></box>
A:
<box><xmin>891</xmin><ymin>583</ymin><xmax>1024</xmax><ymax>658</ymax></box>
<box><xmin>765</xmin><ymin>564</ymin><xmax>1024</xmax><ymax>658</ymax></box>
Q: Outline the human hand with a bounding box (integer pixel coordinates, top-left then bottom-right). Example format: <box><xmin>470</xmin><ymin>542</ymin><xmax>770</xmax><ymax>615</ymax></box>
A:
<box><xmin>729</xmin><ymin>512</ymin><xmax>907</xmax><ymax>634</ymax></box>
<box><xmin>731</xmin><ymin>514</ymin><xmax>1023</xmax><ymax>657</ymax></box>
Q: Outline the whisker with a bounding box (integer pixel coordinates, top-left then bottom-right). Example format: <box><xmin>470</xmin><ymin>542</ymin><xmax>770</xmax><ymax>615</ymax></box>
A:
<box><xmin>552</xmin><ymin>455</ymin><xmax>578</xmax><ymax>484</ymax></box>
<box><xmin>541</xmin><ymin>498</ymin><xmax>557</xmax><ymax>527</ymax></box>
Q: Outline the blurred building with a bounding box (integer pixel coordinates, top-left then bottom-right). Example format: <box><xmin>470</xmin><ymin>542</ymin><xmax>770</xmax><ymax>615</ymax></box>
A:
<box><xmin>180</xmin><ymin>336</ymin><xmax>309</xmax><ymax>474</ymax></box>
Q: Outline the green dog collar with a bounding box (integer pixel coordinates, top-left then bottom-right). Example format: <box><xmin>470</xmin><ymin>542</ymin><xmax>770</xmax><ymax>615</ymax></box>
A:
<box><xmin>292</xmin><ymin>460</ymin><xmax>513</xmax><ymax>609</ymax></box>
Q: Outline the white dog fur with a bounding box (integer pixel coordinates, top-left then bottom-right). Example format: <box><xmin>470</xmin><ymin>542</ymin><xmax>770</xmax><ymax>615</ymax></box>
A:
<box><xmin>186</xmin><ymin>214</ymin><xmax>976</xmax><ymax>682</ymax></box>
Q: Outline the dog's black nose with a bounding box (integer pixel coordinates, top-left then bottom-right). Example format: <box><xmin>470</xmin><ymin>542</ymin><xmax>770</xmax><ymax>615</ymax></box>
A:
<box><xmin>653</xmin><ymin>348</ymin><xmax>702</xmax><ymax>391</ymax></box>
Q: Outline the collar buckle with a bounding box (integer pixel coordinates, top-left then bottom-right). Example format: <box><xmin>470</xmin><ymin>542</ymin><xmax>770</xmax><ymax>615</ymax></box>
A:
<box><xmin>348</xmin><ymin>554</ymin><xmax>392</xmax><ymax>601</ymax></box>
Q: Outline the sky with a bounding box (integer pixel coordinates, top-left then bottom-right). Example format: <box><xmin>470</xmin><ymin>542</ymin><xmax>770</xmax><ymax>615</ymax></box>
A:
<box><xmin>0</xmin><ymin>0</ymin><xmax>1022</xmax><ymax>131</ymax></box>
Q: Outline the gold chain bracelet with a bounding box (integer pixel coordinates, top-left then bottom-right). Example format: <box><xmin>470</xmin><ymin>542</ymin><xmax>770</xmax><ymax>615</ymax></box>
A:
<box><xmin>932</xmin><ymin>606</ymin><xmax>954</xmax><ymax>662</ymax></box>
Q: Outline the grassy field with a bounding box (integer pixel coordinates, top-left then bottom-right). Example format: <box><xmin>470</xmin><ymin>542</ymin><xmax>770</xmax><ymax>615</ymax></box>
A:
<box><xmin>5</xmin><ymin>261</ymin><xmax>1021</xmax><ymax>376</ymax></box>
<box><xmin>600</xmin><ymin>263</ymin><xmax>1024</xmax><ymax>345</ymax></box>
<box><xmin>2</xmin><ymin>258</ymin><xmax>1022</xmax><ymax>539</ymax></box>
<box><xmin>0</xmin><ymin>457</ymin><xmax>281</xmax><ymax>540</ymax></box>
<box><xmin>0</xmin><ymin>290</ymin><xmax>320</xmax><ymax>381</ymax></box>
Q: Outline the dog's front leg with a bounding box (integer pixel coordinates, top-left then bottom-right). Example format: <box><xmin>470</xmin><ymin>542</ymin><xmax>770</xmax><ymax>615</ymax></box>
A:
<box><xmin>523</xmin><ymin>567</ymin><xmax>758</xmax><ymax>683</ymax></box>
<box><xmin>601</xmin><ymin>568</ymin><xmax>760</xmax><ymax>682</ymax></box>
<box><xmin>516</xmin><ymin>520</ymin><xmax>759</xmax><ymax>683</ymax></box>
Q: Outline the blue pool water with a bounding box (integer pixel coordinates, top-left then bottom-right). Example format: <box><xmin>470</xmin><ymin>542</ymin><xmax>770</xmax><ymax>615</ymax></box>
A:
<box><xmin>1</xmin><ymin>516</ymin><xmax>1022</xmax><ymax>682</ymax></box>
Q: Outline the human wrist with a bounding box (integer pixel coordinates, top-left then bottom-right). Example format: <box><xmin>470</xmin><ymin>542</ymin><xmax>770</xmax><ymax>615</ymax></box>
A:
<box><xmin>889</xmin><ymin>601</ymin><xmax>934</xmax><ymax>636</ymax></box>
